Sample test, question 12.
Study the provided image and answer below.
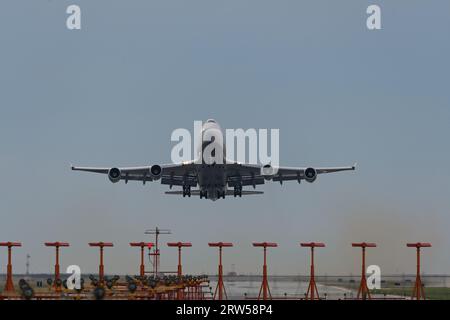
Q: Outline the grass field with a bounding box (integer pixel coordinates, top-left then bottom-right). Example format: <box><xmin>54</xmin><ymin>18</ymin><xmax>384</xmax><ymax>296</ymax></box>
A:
<box><xmin>372</xmin><ymin>287</ymin><xmax>450</xmax><ymax>300</ymax></box>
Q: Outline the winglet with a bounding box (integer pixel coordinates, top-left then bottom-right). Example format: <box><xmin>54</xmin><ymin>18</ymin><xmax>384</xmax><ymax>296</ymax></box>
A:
<box><xmin>352</xmin><ymin>162</ymin><xmax>357</xmax><ymax>170</ymax></box>
<box><xmin>70</xmin><ymin>163</ymin><xmax>75</xmax><ymax>170</ymax></box>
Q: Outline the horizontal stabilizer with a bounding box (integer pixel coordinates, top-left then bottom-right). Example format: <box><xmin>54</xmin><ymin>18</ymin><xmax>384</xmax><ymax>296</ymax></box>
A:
<box><xmin>165</xmin><ymin>190</ymin><xmax>264</xmax><ymax>196</ymax></box>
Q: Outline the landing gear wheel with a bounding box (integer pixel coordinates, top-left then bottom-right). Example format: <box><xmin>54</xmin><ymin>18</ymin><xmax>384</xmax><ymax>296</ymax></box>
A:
<box><xmin>200</xmin><ymin>190</ymin><xmax>207</xmax><ymax>199</ymax></box>
<box><xmin>234</xmin><ymin>186</ymin><xmax>242</xmax><ymax>197</ymax></box>
<box><xmin>182</xmin><ymin>186</ymin><xmax>191</xmax><ymax>197</ymax></box>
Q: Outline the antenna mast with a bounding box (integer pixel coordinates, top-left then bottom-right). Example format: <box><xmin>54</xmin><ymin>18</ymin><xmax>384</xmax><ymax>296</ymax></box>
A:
<box><xmin>145</xmin><ymin>227</ymin><xmax>171</xmax><ymax>276</ymax></box>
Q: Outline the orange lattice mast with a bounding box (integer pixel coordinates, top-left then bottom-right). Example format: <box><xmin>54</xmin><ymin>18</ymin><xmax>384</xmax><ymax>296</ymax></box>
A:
<box><xmin>88</xmin><ymin>242</ymin><xmax>113</xmax><ymax>285</ymax></box>
<box><xmin>44</xmin><ymin>242</ymin><xmax>70</xmax><ymax>292</ymax></box>
<box><xmin>0</xmin><ymin>242</ymin><xmax>21</xmax><ymax>293</ymax></box>
<box><xmin>253</xmin><ymin>242</ymin><xmax>278</xmax><ymax>300</ymax></box>
<box><xmin>209</xmin><ymin>242</ymin><xmax>233</xmax><ymax>300</ymax></box>
<box><xmin>300</xmin><ymin>242</ymin><xmax>325</xmax><ymax>300</ymax></box>
<box><xmin>407</xmin><ymin>242</ymin><xmax>431</xmax><ymax>300</ymax></box>
<box><xmin>130</xmin><ymin>242</ymin><xmax>154</xmax><ymax>277</ymax></box>
<box><xmin>167</xmin><ymin>242</ymin><xmax>192</xmax><ymax>300</ymax></box>
<box><xmin>352</xmin><ymin>242</ymin><xmax>376</xmax><ymax>300</ymax></box>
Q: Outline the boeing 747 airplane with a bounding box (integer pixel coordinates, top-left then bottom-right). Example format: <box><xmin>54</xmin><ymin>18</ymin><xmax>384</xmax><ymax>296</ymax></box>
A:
<box><xmin>72</xmin><ymin>119</ymin><xmax>355</xmax><ymax>201</ymax></box>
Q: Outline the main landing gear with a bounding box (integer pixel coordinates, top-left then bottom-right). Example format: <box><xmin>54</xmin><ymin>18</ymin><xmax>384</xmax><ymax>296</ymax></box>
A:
<box><xmin>234</xmin><ymin>185</ymin><xmax>242</xmax><ymax>197</ymax></box>
<box><xmin>182</xmin><ymin>185</ymin><xmax>191</xmax><ymax>197</ymax></box>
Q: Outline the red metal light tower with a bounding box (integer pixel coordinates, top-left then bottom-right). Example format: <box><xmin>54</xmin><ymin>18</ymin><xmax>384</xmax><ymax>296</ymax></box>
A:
<box><xmin>352</xmin><ymin>242</ymin><xmax>376</xmax><ymax>300</ymax></box>
<box><xmin>253</xmin><ymin>242</ymin><xmax>277</xmax><ymax>300</ymax></box>
<box><xmin>0</xmin><ymin>242</ymin><xmax>22</xmax><ymax>293</ymax></box>
<box><xmin>300</xmin><ymin>242</ymin><xmax>325</xmax><ymax>300</ymax></box>
<box><xmin>209</xmin><ymin>242</ymin><xmax>233</xmax><ymax>300</ymax></box>
<box><xmin>44</xmin><ymin>242</ymin><xmax>70</xmax><ymax>292</ymax></box>
<box><xmin>89</xmin><ymin>242</ymin><xmax>113</xmax><ymax>285</ymax></box>
<box><xmin>407</xmin><ymin>242</ymin><xmax>431</xmax><ymax>300</ymax></box>
<box><xmin>130</xmin><ymin>242</ymin><xmax>154</xmax><ymax>277</ymax></box>
<box><xmin>167</xmin><ymin>242</ymin><xmax>192</xmax><ymax>300</ymax></box>
<box><xmin>167</xmin><ymin>242</ymin><xmax>192</xmax><ymax>278</ymax></box>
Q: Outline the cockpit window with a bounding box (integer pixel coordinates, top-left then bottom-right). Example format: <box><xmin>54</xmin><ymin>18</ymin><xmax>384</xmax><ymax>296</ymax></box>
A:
<box><xmin>206</xmin><ymin>119</ymin><xmax>216</xmax><ymax>123</ymax></box>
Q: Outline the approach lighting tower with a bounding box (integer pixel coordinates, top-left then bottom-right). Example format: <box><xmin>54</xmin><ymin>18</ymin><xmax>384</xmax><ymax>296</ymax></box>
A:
<box><xmin>45</xmin><ymin>242</ymin><xmax>70</xmax><ymax>292</ymax></box>
<box><xmin>407</xmin><ymin>242</ymin><xmax>432</xmax><ymax>300</ymax></box>
<box><xmin>253</xmin><ymin>242</ymin><xmax>278</xmax><ymax>300</ymax></box>
<box><xmin>130</xmin><ymin>242</ymin><xmax>154</xmax><ymax>277</ymax></box>
<box><xmin>352</xmin><ymin>242</ymin><xmax>377</xmax><ymax>300</ymax></box>
<box><xmin>89</xmin><ymin>242</ymin><xmax>114</xmax><ymax>285</ymax></box>
<box><xmin>209</xmin><ymin>242</ymin><xmax>233</xmax><ymax>300</ymax></box>
<box><xmin>0</xmin><ymin>242</ymin><xmax>22</xmax><ymax>293</ymax></box>
<box><xmin>300</xmin><ymin>242</ymin><xmax>325</xmax><ymax>300</ymax></box>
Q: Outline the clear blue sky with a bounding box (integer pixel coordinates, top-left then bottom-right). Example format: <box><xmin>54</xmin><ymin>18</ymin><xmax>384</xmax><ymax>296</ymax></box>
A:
<box><xmin>0</xmin><ymin>0</ymin><xmax>449</xmax><ymax>276</ymax></box>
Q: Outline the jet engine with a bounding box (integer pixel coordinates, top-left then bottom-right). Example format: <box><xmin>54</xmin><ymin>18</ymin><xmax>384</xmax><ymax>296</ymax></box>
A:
<box><xmin>150</xmin><ymin>164</ymin><xmax>162</xmax><ymax>180</ymax></box>
<box><xmin>262</xmin><ymin>164</ymin><xmax>275</xmax><ymax>180</ymax></box>
<box><xmin>108</xmin><ymin>167</ymin><xmax>121</xmax><ymax>183</ymax></box>
<box><xmin>304</xmin><ymin>167</ymin><xmax>317</xmax><ymax>183</ymax></box>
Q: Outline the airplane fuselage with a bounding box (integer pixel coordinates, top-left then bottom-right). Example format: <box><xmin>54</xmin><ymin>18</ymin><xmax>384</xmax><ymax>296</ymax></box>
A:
<box><xmin>197</xmin><ymin>163</ymin><xmax>227</xmax><ymax>200</ymax></box>
<box><xmin>196</xmin><ymin>120</ymin><xmax>228</xmax><ymax>201</ymax></box>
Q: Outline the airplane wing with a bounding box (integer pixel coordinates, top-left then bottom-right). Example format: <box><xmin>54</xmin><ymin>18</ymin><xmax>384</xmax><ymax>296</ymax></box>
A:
<box><xmin>270</xmin><ymin>165</ymin><xmax>356</xmax><ymax>183</ymax></box>
<box><xmin>225</xmin><ymin>162</ymin><xmax>356</xmax><ymax>186</ymax></box>
<box><xmin>71</xmin><ymin>162</ymin><xmax>199</xmax><ymax>187</ymax></box>
<box><xmin>72</xmin><ymin>161</ymin><xmax>355</xmax><ymax>187</ymax></box>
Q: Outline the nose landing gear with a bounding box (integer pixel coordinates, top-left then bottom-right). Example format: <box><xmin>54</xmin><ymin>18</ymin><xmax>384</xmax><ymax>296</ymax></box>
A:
<box><xmin>216</xmin><ymin>190</ymin><xmax>226</xmax><ymax>199</ymax></box>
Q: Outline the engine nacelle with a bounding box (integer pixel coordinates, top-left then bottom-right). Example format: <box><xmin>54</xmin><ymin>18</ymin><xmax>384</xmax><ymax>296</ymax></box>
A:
<box><xmin>304</xmin><ymin>167</ymin><xmax>317</xmax><ymax>183</ymax></box>
<box><xmin>261</xmin><ymin>164</ymin><xmax>275</xmax><ymax>180</ymax></box>
<box><xmin>108</xmin><ymin>167</ymin><xmax>121</xmax><ymax>183</ymax></box>
<box><xmin>150</xmin><ymin>164</ymin><xmax>162</xmax><ymax>180</ymax></box>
